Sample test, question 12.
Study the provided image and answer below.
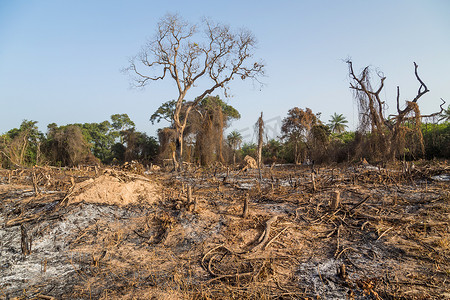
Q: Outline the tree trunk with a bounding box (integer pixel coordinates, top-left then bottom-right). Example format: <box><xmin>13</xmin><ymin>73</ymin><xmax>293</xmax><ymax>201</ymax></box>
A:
<box><xmin>257</xmin><ymin>112</ymin><xmax>264</xmax><ymax>169</ymax></box>
<box><xmin>217</xmin><ymin>140</ymin><xmax>224</xmax><ymax>164</ymax></box>
<box><xmin>217</xmin><ymin>108</ymin><xmax>225</xmax><ymax>163</ymax></box>
<box><xmin>171</xmin><ymin>150</ymin><xmax>179</xmax><ymax>171</ymax></box>
<box><xmin>174</xmin><ymin>103</ymin><xmax>193</xmax><ymax>171</ymax></box>
<box><xmin>36</xmin><ymin>141</ymin><xmax>41</xmax><ymax>165</ymax></box>
<box><xmin>20</xmin><ymin>133</ymin><xmax>29</xmax><ymax>166</ymax></box>
<box><xmin>175</xmin><ymin>130</ymin><xmax>183</xmax><ymax>171</ymax></box>
<box><xmin>294</xmin><ymin>142</ymin><xmax>298</xmax><ymax>164</ymax></box>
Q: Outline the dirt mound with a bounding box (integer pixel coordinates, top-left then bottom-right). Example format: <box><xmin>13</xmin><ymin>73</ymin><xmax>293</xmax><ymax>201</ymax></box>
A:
<box><xmin>244</xmin><ymin>155</ymin><xmax>257</xmax><ymax>169</ymax></box>
<box><xmin>68</xmin><ymin>169</ymin><xmax>161</xmax><ymax>206</ymax></box>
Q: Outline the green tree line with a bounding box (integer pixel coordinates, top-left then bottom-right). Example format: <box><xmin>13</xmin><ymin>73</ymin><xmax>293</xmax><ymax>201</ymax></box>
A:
<box><xmin>1</xmin><ymin>105</ymin><xmax>448</xmax><ymax>169</ymax></box>
<box><xmin>0</xmin><ymin>114</ymin><xmax>158</xmax><ymax>168</ymax></box>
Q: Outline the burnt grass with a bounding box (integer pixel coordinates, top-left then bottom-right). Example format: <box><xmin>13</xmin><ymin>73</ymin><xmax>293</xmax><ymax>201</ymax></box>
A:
<box><xmin>0</xmin><ymin>161</ymin><xmax>449</xmax><ymax>299</ymax></box>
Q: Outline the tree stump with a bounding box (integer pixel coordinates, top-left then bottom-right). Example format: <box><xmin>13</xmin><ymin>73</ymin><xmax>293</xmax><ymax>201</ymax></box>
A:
<box><xmin>187</xmin><ymin>185</ymin><xmax>192</xmax><ymax>203</ymax></box>
<box><xmin>193</xmin><ymin>196</ymin><xmax>198</xmax><ymax>213</ymax></box>
<box><xmin>242</xmin><ymin>193</ymin><xmax>249</xmax><ymax>218</ymax></box>
<box><xmin>331</xmin><ymin>190</ymin><xmax>341</xmax><ymax>210</ymax></box>
<box><xmin>32</xmin><ymin>171</ymin><xmax>40</xmax><ymax>196</ymax></box>
<box><xmin>21</xmin><ymin>224</ymin><xmax>32</xmax><ymax>256</ymax></box>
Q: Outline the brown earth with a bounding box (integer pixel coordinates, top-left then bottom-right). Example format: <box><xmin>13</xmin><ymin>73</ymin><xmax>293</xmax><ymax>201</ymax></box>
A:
<box><xmin>0</xmin><ymin>162</ymin><xmax>449</xmax><ymax>299</ymax></box>
<box><xmin>68</xmin><ymin>169</ymin><xmax>161</xmax><ymax>207</ymax></box>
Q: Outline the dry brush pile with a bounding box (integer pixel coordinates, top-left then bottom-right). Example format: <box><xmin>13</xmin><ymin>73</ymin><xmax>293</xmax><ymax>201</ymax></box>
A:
<box><xmin>0</xmin><ymin>161</ymin><xmax>449</xmax><ymax>299</ymax></box>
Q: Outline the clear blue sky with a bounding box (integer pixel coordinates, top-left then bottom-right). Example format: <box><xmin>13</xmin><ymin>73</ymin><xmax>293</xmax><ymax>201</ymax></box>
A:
<box><xmin>1</xmin><ymin>0</ymin><xmax>449</xmax><ymax>142</ymax></box>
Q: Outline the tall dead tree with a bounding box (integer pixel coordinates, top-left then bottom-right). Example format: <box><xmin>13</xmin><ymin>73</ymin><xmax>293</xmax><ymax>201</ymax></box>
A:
<box><xmin>347</xmin><ymin>60</ymin><xmax>445</xmax><ymax>161</ymax></box>
<box><xmin>126</xmin><ymin>14</ymin><xmax>264</xmax><ymax>170</ymax></box>
<box><xmin>256</xmin><ymin>112</ymin><xmax>264</xmax><ymax>169</ymax></box>
<box><xmin>255</xmin><ymin>112</ymin><xmax>264</xmax><ymax>181</ymax></box>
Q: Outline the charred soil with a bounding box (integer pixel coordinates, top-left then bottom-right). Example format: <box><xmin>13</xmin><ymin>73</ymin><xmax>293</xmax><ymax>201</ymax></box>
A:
<box><xmin>0</xmin><ymin>162</ymin><xmax>449</xmax><ymax>299</ymax></box>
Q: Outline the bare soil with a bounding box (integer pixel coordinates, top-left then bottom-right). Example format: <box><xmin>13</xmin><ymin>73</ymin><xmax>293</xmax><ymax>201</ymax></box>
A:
<box><xmin>0</xmin><ymin>162</ymin><xmax>449</xmax><ymax>299</ymax></box>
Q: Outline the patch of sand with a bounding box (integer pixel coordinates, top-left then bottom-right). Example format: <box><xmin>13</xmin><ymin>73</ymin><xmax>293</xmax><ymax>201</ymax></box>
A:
<box><xmin>68</xmin><ymin>170</ymin><xmax>161</xmax><ymax>206</ymax></box>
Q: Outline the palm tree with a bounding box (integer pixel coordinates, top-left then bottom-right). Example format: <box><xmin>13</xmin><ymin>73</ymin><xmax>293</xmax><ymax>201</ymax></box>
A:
<box><xmin>439</xmin><ymin>104</ymin><xmax>450</xmax><ymax>122</ymax></box>
<box><xmin>227</xmin><ymin>130</ymin><xmax>243</xmax><ymax>165</ymax></box>
<box><xmin>328</xmin><ymin>113</ymin><xmax>348</xmax><ymax>134</ymax></box>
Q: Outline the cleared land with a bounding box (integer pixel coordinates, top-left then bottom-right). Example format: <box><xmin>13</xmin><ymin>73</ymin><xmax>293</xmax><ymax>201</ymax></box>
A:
<box><xmin>0</xmin><ymin>162</ymin><xmax>449</xmax><ymax>299</ymax></box>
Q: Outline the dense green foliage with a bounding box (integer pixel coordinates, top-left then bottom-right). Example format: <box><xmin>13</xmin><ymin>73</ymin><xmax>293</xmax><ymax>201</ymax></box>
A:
<box><xmin>150</xmin><ymin>100</ymin><xmax>179</xmax><ymax>125</ymax></box>
<box><xmin>0</xmin><ymin>114</ymin><xmax>159</xmax><ymax>168</ymax></box>
<box><xmin>0</xmin><ymin>120</ymin><xmax>43</xmax><ymax>167</ymax></box>
<box><xmin>45</xmin><ymin>124</ymin><xmax>93</xmax><ymax>166</ymax></box>
<box><xmin>422</xmin><ymin>122</ymin><xmax>450</xmax><ymax>159</ymax></box>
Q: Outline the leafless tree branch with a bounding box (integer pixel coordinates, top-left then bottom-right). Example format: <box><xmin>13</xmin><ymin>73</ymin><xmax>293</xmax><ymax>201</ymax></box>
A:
<box><xmin>124</xmin><ymin>14</ymin><xmax>265</xmax><ymax>170</ymax></box>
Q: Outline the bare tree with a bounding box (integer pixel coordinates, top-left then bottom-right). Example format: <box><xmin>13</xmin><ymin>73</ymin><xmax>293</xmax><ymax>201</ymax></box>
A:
<box><xmin>255</xmin><ymin>112</ymin><xmax>265</xmax><ymax>182</ymax></box>
<box><xmin>347</xmin><ymin>60</ymin><xmax>445</xmax><ymax>160</ymax></box>
<box><xmin>256</xmin><ymin>112</ymin><xmax>264</xmax><ymax>169</ymax></box>
<box><xmin>125</xmin><ymin>14</ymin><xmax>264</xmax><ymax>170</ymax></box>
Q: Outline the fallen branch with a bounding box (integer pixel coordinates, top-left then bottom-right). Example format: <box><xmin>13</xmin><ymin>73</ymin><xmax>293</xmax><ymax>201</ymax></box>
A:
<box><xmin>202</xmin><ymin>244</ymin><xmax>227</xmax><ymax>273</ymax></box>
<box><xmin>377</xmin><ymin>226</ymin><xmax>394</xmax><ymax>241</ymax></box>
<box><xmin>6</xmin><ymin>214</ymin><xmax>40</xmax><ymax>228</ymax></box>
<box><xmin>336</xmin><ymin>247</ymin><xmax>358</xmax><ymax>259</ymax></box>
<box><xmin>264</xmin><ymin>226</ymin><xmax>290</xmax><ymax>250</ymax></box>
<box><xmin>349</xmin><ymin>195</ymin><xmax>371</xmax><ymax>213</ymax></box>
<box><xmin>35</xmin><ymin>295</ymin><xmax>58</xmax><ymax>300</ymax></box>
<box><xmin>201</xmin><ymin>244</ymin><xmax>256</xmax><ymax>283</ymax></box>
<box><xmin>251</xmin><ymin>216</ymin><xmax>278</xmax><ymax>252</ymax></box>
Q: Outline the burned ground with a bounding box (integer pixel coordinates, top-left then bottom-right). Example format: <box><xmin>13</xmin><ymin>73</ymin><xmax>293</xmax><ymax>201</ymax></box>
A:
<box><xmin>0</xmin><ymin>162</ymin><xmax>449</xmax><ymax>299</ymax></box>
